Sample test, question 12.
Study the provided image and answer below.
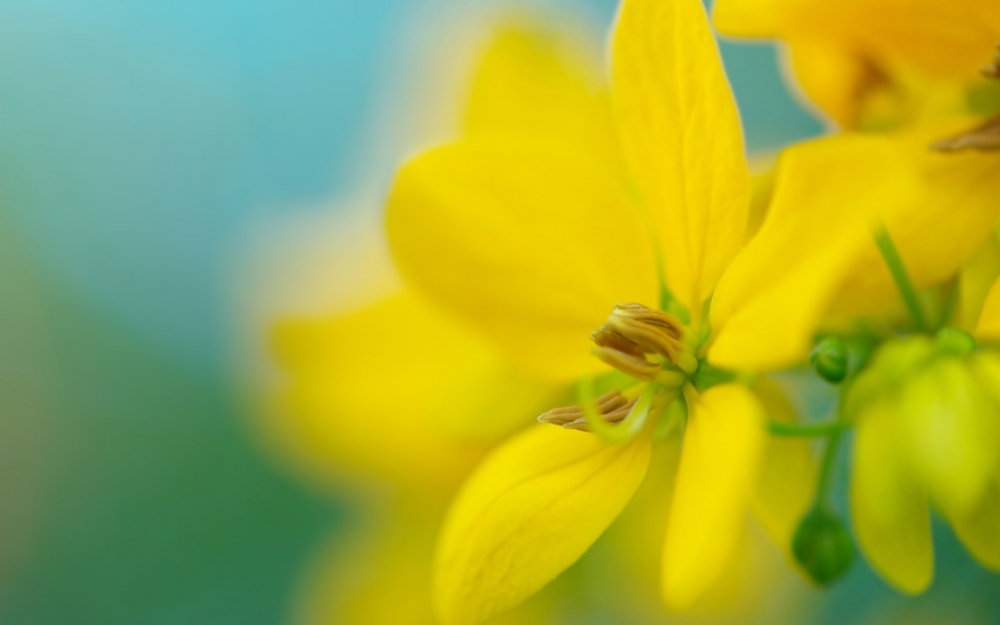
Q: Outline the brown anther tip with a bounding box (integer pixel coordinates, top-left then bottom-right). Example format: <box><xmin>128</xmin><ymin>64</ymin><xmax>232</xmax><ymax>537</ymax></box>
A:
<box><xmin>981</xmin><ymin>44</ymin><xmax>1000</xmax><ymax>80</ymax></box>
<box><xmin>930</xmin><ymin>114</ymin><xmax>1000</xmax><ymax>152</ymax></box>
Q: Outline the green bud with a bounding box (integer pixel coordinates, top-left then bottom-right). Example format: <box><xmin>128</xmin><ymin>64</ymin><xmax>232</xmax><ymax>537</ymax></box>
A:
<box><xmin>792</xmin><ymin>509</ymin><xmax>856</xmax><ymax>586</ymax></box>
<box><xmin>936</xmin><ymin>327</ymin><xmax>976</xmax><ymax>357</ymax></box>
<box><xmin>811</xmin><ymin>337</ymin><xmax>849</xmax><ymax>384</ymax></box>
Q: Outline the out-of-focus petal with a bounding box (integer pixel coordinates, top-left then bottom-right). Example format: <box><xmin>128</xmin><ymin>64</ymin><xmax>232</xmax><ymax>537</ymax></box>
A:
<box><xmin>750</xmin><ymin>377</ymin><xmax>817</xmax><ymax>549</ymax></box>
<box><xmin>832</xmin><ymin>127</ymin><xmax>1000</xmax><ymax>319</ymax></box>
<box><xmin>851</xmin><ymin>399</ymin><xmax>933</xmax><ymax>594</ymax></box>
<box><xmin>976</xmin><ymin>276</ymin><xmax>1000</xmax><ymax>341</ymax></box>
<box><xmin>785</xmin><ymin>41</ymin><xmax>878</xmax><ymax>129</ymax></box>
<box><xmin>959</xmin><ymin>236</ymin><xmax>1000</xmax><ymax>331</ymax></box>
<box><xmin>611</xmin><ymin>0</ymin><xmax>750</xmax><ymax>316</ymax></box>
<box><xmin>949</xmin><ymin>478</ymin><xmax>1000</xmax><ymax>571</ymax></box>
<box><xmin>434</xmin><ymin>425</ymin><xmax>652</xmax><ymax>625</ymax></box>
<box><xmin>464</xmin><ymin>25</ymin><xmax>618</xmax><ymax>161</ymax></box>
<box><xmin>385</xmin><ymin>139</ymin><xmax>659</xmax><ymax>381</ymax></box>
<box><xmin>713</xmin><ymin>0</ymin><xmax>1000</xmax><ymax>81</ymax></box>
<box><xmin>270</xmin><ymin>291</ymin><xmax>562</xmax><ymax>488</ymax></box>
<box><xmin>709</xmin><ymin>135</ymin><xmax>921</xmax><ymax>370</ymax></box>
<box><xmin>899</xmin><ymin>358</ymin><xmax>1000</xmax><ymax>518</ymax></box>
<box><xmin>661</xmin><ymin>384</ymin><xmax>765</xmax><ymax>609</ymax></box>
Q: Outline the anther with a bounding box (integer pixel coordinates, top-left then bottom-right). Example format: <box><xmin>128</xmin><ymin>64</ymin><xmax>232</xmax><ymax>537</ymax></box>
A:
<box><xmin>930</xmin><ymin>114</ymin><xmax>1000</xmax><ymax>152</ymax></box>
<box><xmin>590</xmin><ymin>303</ymin><xmax>696</xmax><ymax>379</ymax></box>
<box><xmin>537</xmin><ymin>390</ymin><xmax>637</xmax><ymax>431</ymax></box>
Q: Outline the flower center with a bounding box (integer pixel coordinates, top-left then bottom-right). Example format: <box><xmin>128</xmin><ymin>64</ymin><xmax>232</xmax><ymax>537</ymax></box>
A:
<box><xmin>591</xmin><ymin>303</ymin><xmax>698</xmax><ymax>380</ymax></box>
<box><xmin>537</xmin><ymin>303</ymin><xmax>695</xmax><ymax>432</ymax></box>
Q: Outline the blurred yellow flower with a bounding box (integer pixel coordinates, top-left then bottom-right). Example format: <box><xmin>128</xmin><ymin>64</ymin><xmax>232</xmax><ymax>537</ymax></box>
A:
<box><xmin>265</xmin><ymin>1</ymin><xmax>1000</xmax><ymax>623</ymax></box>
<box><xmin>262</xmin><ymin>19</ymin><xmax>806</xmax><ymax>624</ymax></box>
<box><xmin>844</xmin><ymin>332</ymin><xmax>1000</xmax><ymax>593</ymax></box>
<box><xmin>713</xmin><ymin>0</ymin><xmax>1000</xmax><ymax>130</ymax></box>
<box><xmin>383</xmin><ymin>0</ymin><xmax>958</xmax><ymax>622</ymax></box>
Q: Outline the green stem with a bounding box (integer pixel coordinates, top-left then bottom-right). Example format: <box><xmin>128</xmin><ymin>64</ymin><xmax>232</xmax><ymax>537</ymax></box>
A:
<box><xmin>873</xmin><ymin>224</ymin><xmax>926</xmax><ymax>332</ymax></box>
<box><xmin>814</xmin><ymin>432</ymin><xmax>845</xmax><ymax>511</ymax></box>
<box><xmin>767</xmin><ymin>420</ymin><xmax>849</xmax><ymax>437</ymax></box>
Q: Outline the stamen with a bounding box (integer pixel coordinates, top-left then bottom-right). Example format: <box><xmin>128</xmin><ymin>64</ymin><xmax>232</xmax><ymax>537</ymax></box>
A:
<box><xmin>590</xmin><ymin>302</ymin><xmax>695</xmax><ymax>379</ymax></box>
<box><xmin>537</xmin><ymin>390</ymin><xmax>638</xmax><ymax>430</ymax></box>
<box><xmin>930</xmin><ymin>114</ymin><xmax>1000</xmax><ymax>152</ymax></box>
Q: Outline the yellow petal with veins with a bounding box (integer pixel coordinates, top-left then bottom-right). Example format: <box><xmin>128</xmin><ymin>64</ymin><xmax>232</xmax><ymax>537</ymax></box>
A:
<box><xmin>434</xmin><ymin>425</ymin><xmax>652</xmax><ymax>625</ymax></box>
<box><xmin>270</xmin><ymin>291</ymin><xmax>561</xmax><ymax>488</ymax></box>
<box><xmin>385</xmin><ymin>139</ymin><xmax>659</xmax><ymax>382</ymax></box>
<box><xmin>851</xmin><ymin>398</ymin><xmax>933</xmax><ymax>594</ymax></box>
<box><xmin>713</xmin><ymin>0</ymin><xmax>1000</xmax><ymax>82</ymax></box>
<box><xmin>611</xmin><ymin>0</ymin><xmax>751</xmax><ymax>317</ymax></box>
<box><xmin>709</xmin><ymin>135</ymin><xmax>921</xmax><ymax>371</ymax></box>
<box><xmin>292</xmin><ymin>501</ymin><xmax>558</xmax><ymax>625</ymax></box>
<box><xmin>662</xmin><ymin>384</ymin><xmax>765</xmax><ymax>609</ymax></box>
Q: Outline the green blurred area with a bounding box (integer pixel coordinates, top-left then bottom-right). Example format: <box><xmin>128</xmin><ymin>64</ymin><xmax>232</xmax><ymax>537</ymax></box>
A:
<box><xmin>0</xmin><ymin>211</ymin><xmax>339</xmax><ymax>624</ymax></box>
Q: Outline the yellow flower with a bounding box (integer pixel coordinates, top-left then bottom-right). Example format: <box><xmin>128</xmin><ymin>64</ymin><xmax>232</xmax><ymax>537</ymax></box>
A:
<box><xmin>381</xmin><ymin>0</ymin><xmax>975</xmax><ymax>622</ymax></box>
<box><xmin>715</xmin><ymin>0</ymin><xmax>1000</xmax><ymax>329</ymax></box>
<box><xmin>260</xmin><ymin>22</ymin><xmax>802</xmax><ymax>624</ymax></box>
<box><xmin>844</xmin><ymin>332</ymin><xmax>1000</xmax><ymax>593</ymax></box>
<box><xmin>712</xmin><ymin>0</ymin><xmax>1000</xmax><ymax>130</ymax></box>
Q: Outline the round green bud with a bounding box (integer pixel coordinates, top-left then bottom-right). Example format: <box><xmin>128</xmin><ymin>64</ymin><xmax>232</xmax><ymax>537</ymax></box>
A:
<box><xmin>936</xmin><ymin>327</ymin><xmax>976</xmax><ymax>357</ymax></box>
<box><xmin>811</xmin><ymin>337</ymin><xmax>849</xmax><ymax>384</ymax></box>
<box><xmin>792</xmin><ymin>509</ymin><xmax>856</xmax><ymax>586</ymax></box>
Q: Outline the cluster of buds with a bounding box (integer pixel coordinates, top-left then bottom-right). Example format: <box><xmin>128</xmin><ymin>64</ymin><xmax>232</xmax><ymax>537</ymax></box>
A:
<box><xmin>590</xmin><ymin>303</ymin><xmax>696</xmax><ymax>382</ymax></box>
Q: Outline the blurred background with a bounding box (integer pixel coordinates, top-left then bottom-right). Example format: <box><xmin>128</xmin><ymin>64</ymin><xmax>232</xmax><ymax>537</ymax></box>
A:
<box><xmin>1</xmin><ymin>0</ymin><xmax>996</xmax><ymax>623</ymax></box>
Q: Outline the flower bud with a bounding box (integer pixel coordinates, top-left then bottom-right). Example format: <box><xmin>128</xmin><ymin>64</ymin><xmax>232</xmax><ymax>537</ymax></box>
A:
<box><xmin>936</xmin><ymin>327</ymin><xmax>976</xmax><ymax>357</ymax></box>
<box><xmin>792</xmin><ymin>509</ymin><xmax>855</xmax><ymax>586</ymax></box>
<box><xmin>811</xmin><ymin>337</ymin><xmax>848</xmax><ymax>384</ymax></box>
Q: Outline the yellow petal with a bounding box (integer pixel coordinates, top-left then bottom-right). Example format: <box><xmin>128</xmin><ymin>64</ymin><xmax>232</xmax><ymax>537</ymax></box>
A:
<box><xmin>898</xmin><ymin>358</ymin><xmax>1000</xmax><ymax>518</ymax></box>
<box><xmin>977</xmin><ymin>276</ymin><xmax>1000</xmax><ymax>342</ymax></box>
<box><xmin>434</xmin><ymin>425</ymin><xmax>652</xmax><ymax>625</ymax></box>
<box><xmin>851</xmin><ymin>399</ymin><xmax>933</xmax><ymax>594</ymax></box>
<box><xmin>294</xmin><ymin>503</ymin><xmax>558</xmax><ymax>625</ymax></box>
<box><xmin>750</xmin><ymin>377</ymin><xmax>817</xmax><ymax>549</ymax></box>
<box><xmin>959</xmin><ymin>236</ymin><xmax>1000</xmax><ymax>331</ymax></box>
<box><xmin>949</xmin><ymin>477</ymin><xmax>1000</xmax><ymax>571</ymax></box>
<box><xmin>661</xmin><ymin>384</ymin><xmax>765</xmax><ymax>609</ymax></box>
<box><xmin>831</xmin><ymin>131</ymin><xmax>1000</xmax><ymax>319</ymax></box>
<box><xmin>270</xmin><ymin>291</ymin><xmax>562</xmax><ymax>488</ymax></box>
<box><xmin>464</xmin><ymin>24</ymin><xmax>619</xmax><ymax>160</ymax></box>
<box><xmin>708</xmin><ymin>135</ymin><xmax>921</xmax><ymax>370</ymax></box>
<box><xmin>784</xmin><ymin>40</ymin><xmax>879</xmax><ymax>129</ymax></box>
<box><xmin>385</xmin><ymin>139</ymin><xmax>659</xmax><ymax>381</ymax></box>
<box><xmin>611</xmin><ymin>0</ymin><xmax>751</xmax><ymax>316</ymax></box>
<box><xmin>713</xmin><ymin>0</ymin><xmax>1000</xmax><ymax>81</ymax></box>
